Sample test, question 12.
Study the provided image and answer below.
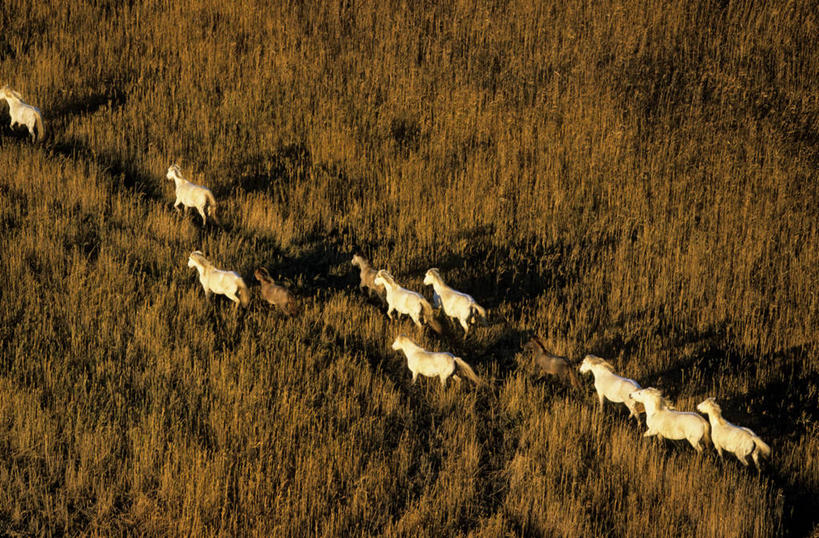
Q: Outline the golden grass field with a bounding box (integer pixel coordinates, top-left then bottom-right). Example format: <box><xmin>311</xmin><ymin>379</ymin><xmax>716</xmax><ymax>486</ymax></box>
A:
<box><xmin>1</xmin><ymin>0</ymin><xmax>817</xmax><ymax>535</ymax></box>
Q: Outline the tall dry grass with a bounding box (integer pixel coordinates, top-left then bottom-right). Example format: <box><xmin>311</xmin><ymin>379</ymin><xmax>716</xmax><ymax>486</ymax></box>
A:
<box><xmin>0</xmin><ymin>0</ymin><xmax>817</xmax><ymax>535</ymax></box>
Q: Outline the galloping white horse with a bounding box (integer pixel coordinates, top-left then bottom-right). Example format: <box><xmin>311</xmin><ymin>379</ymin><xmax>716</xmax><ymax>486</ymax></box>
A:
<box><xmin>187</xmin><ymin>251</ymin><xmax>249</xmax><ymax>307</ymax></box>
<box><xmin>373</xmin><ymin>270</ymin><xmax>441</xmax><ymax>333</ymax></box>
<box><xmin>167</xmin><ymin>164</ymin><xmax>217</xmax><ymax>225</ymax></box>
<box><xmin>630</xmin><ymin>388</ymin><xmax>710</xmax><ymax>453</ymax></box>
<box><xmin>0</xmin><ymin>86</ymin><xmax>45</xmax><ymax>142</ymax></box>
<box><xmin>422</xmin><ymin>268</ymin><xmax>486</xmax><ymax>335</ymax></box>
<box><xmin>697</xmin><ymin>398</ymin><xmax>770</xmax><ymax>468</ymax></box>
<box><xmin>391</xmin><ymin>335</ymin><xmax>480</xmax><ymax>387</ymax></box>
<box><xmin>579</xmin><ymin>355</ymin><xmax>644</xmax><ymax>423</ymax></box>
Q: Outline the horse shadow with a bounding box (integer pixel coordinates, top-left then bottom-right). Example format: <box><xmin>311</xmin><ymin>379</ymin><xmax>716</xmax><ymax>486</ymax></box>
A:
<box><xmin>222</xmin><ymin>143</ymin><xmax>312</xmax><ymax>198</ymax></box>
<box><xmin>50</xmin><ymin>137</ymin><xmax>165</xmax><ymax>203</ymax></box>
<box><xmin>0</xmin><ymin>106</ymin><xmax>34</xmax><ymax>143</ymax></box>
<box><xmin>401</xmin><ymin>225</ymin><xmax>618</xmax><ymax>315</ymax></box>
<box><xmin>48</xmin><ymin>88</ymin><xmax>128</xmax><ymax>121</ymax></box>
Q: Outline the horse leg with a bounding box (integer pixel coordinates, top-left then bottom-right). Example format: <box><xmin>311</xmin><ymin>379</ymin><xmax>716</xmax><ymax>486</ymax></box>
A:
<box><xmin>751</xmin><ymin>451</ymin><xmax>760</xmax><ymax>470</ymax></box>
<box><xmin>642</xmin><ymin>429</ymin><xmax>657</xmax><ymax>437</ymax></box>
<box><xmin>411</xmin><ymin>371</ymin><xmax>418</xmax><ymax>384</ymax></box>
<box><xmin>628</xmin><ymin>404</ymin><xmax>642</xmax><ymax>425</ymax></box>
<box><xmin>198</xmin><ymin>206</ymin><xmax>207</xmax><ymax>226</ymax></box>
<box><xmin>459</xmin><ymin>317</ymin><xmax>469</xmax><ymax>335</ymax></box>
<box><xmin>439</xmin><ymin>375</ymin><xmax>447</xmax><ymax>387</ymax></box>
<box><xmin>387</xmin><ymin>307</ymin><xmax>395</xmax><ymax>320</ymax></box>
<box><xmin>737</xmin><ymin>454</ymin><xmax>749</xmax><ymax>466</ymax></box>
<box><xmin>690</xmin><ymin>438</ymin><xmax>703</xmax><ymax>453</ymax></box>
<box><xmin>597</xmin><ymin>393</ymin><xmax>605</xmax><ymax>411</ymax></box>
<box><xmin>173</xmin><ymin>199</ymin><xmax>182</xmax><ymax>214</ymax></box>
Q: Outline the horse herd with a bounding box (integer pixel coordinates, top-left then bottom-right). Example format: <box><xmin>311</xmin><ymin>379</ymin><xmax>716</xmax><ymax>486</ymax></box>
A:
<box><xmin>3</xmin><ymin>85</ymin><xmax>771</xmax><ymax>471</ymax></box>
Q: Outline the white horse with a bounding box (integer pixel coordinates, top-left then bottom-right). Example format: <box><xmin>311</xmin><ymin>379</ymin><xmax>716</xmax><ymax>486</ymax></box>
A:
<box><xmin>422</xmin><ymin>268</ymin><xmax>487</xmax><ymax>335</ymax></box>
<box><xmin>166</xmin><ymin>164</ymin><xmax>217</xmax><ymax>225</ymax></box>
<box><xmin>630</xmin><ymin>388</ymin><xmax>710</xmax><ymax>453</ymax></box>
<box><xmin>391</xmin><ymin>335</ymin><xmax>480</xmax><ymax>387</ymax></box>
<box><xmin>187</xmin><ymin>251</ymin><xmax>249</xmax><ymax>307</ymax></box>
<box><xmin>373</xmin><ymin>270</ymin><xmax>441</xmax><ymax>333</ymax></box>
<box><xmin>697</xmin><ymin>398</ymin><xmax>771</xmax><ymax>468</ymax></box>
<box><xmin>0</xmin><ymin>86</ymin><xmax>45</xmax><ymax>142</ymax></box>
<box><xmin>579</xmin><ymin>355</ymin><xmax>644</xmax><ymax>423</ymax></box>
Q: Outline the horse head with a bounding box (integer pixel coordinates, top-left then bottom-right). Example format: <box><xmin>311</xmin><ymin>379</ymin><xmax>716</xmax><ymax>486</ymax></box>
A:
<box><xmin>696</xmin><ymin>397</ymin><xmax>720</xmax><ymax>416</ymax></box>
<box><xmin>188</xmin><ymin>250</ymin><xmax>206</xmax><ymax>268</ymax></box>
<box><xmin>423</xmin><ymin>268</ymin><xmax>441</xmax><ymax>286</ymax></box>
<box><xmin>167</xmin><ymin>164</ymin><xmax>182</xmax><ymax>180</ymax></box>
<box><xmin>255</xmin><ymin>267</ymin><xmax>271</xmax><ymax>282</ymax></box>
<box><xmin>351</xmin><ymin>254</ymin><xmax>363</xmax><ymax>267</ymax></box>
<box><xmin>391</xmin><ymin>335</ymin><xmax>408</xmax><ymax>351</ymax></box>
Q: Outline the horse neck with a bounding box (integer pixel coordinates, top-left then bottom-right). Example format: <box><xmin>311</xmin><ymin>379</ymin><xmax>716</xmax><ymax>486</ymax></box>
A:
<box><xmin>1</xmin><ymin>93</ymin><xmax>19</xmax><ymax>106</ymax></box>
<box><xmin>591</xmin><ymin>364</ymin><xmax>615</xmax><ymax>381</ymax></box>
<box><xmin>192</xmin><ymin>259</ymin><xmax>211</xmax><ymax>278</ymax></box>
<box><xmin>428</xmin><ymin>274</ymin><xmax>446</xmax><ymax>293</ymax></box>
<box><xmin>642</xmin><ymin>397</ymin><xmax>663</xmax><ymax>415</ymax></box>
<box><xmin>172</xmin><ymin>173</ymin><xmax>187</xmax><ymax>187</ymax></box>
<box><xmin>703</xmin><ymin>409</ymin><xmax>723</xmax><ymax>427</ymax></box>
<box><xmin>401</xmin><ymin>339</ymin><xmax>421</xmax><ymax>354</ymax></box>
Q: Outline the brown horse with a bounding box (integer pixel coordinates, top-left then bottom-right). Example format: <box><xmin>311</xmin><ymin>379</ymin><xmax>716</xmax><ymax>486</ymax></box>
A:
<box><xmin>255</xmin><ymin>267</ymin><xmax>301</xmax><ymax>316</ymax></box>
<box><xmin>351</xmin><ymin>254</ymin><xmax>385</xmax><ymax>298</ymax></box>
<box><xmin>524</xmin><ymin>336</ymin><xmax>580</xmax><ymax>389</ymax></box>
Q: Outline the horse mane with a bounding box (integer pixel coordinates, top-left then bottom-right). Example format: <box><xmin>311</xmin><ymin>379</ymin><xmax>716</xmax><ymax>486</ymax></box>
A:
<box><xmin>642</xmin><ymin>388</ymin><xmax>675</xmax><ymax>409</ymax></box>
<box><xmin>585</xmin><ymin>355</ymin><xmax>616</xmax><ymax>372</ymax></box>
<box><xmin>376</xmin><ymin>269</ymin><xmax>394</xmax><ymax>285</ymax></box>
<box><xmin>352</xmin><ymin>254</ymin><xmax>370</xmax><ymax>268</ymax></box>
<box><xmin>1</xmin><ymin>86</ymin><xmax>22</xmax><ymax>100</ymax></box>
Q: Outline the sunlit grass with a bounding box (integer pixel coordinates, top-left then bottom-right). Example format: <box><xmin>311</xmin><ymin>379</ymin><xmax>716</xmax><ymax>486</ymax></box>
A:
<box><xmin>0</xmin><ymin>0</ymin><xmax>817</xmax><ymax>535</ymax></box>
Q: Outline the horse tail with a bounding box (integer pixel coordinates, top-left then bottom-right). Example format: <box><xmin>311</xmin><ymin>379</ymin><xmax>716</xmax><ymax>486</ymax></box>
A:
<box><xmin>286</xmin><ymin>295</ymin><xmax>302</xmax><ymax>316</ymax></box>
<box><xmin>753</xmin><ymin>436</ymin><xmax>771</xmax><ymax>458</ymax></box>
<box><xmin>205</xmin><ymin>190</ymin><xmax>218</xmax><ymax>223</ymax></box>
<box><xmin>453</xmin><ymin>357</ymin><xmax>481</xmax><ymax>385</ymax></box>
<box><xmin>34</xmin><ymin>111</ymin><xmax>45</xmax><ymax>142</ymax></box>
<box><xmin>567</xmin><ymin>367</ymin><xmax>581</xmax><ymax>390</ymax></box>
<box><xmin>237</xmin><ymin>279</ymin><xmax>250</xmax><ymax>307</ymax></box>
<box><xmin>420</xmin><ymin>299</ymin><xmax>443</xmax><ymax>334</ymax></box>
<box><xmin>471</xmin><ymin>303</ymin><xmax>487</xmax><ymax>322</ymax></box>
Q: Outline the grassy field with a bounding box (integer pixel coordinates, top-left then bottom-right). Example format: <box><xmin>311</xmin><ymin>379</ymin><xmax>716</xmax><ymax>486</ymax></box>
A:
<box><xmin>1</xmin><ymin>0</ymin><xmax>817</xmax><ymax>535</ymax></box>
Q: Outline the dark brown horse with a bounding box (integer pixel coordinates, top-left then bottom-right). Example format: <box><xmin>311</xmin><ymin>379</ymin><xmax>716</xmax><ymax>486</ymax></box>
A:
<box><xmin>524</xmin><ymin>336</ymin><xmax>580</xmax><ymax>389</ymax></box>
<box><xmin>254</xmin><ymin>267</ymin><xmax>301</xmax><ymax>316</ymax></box>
